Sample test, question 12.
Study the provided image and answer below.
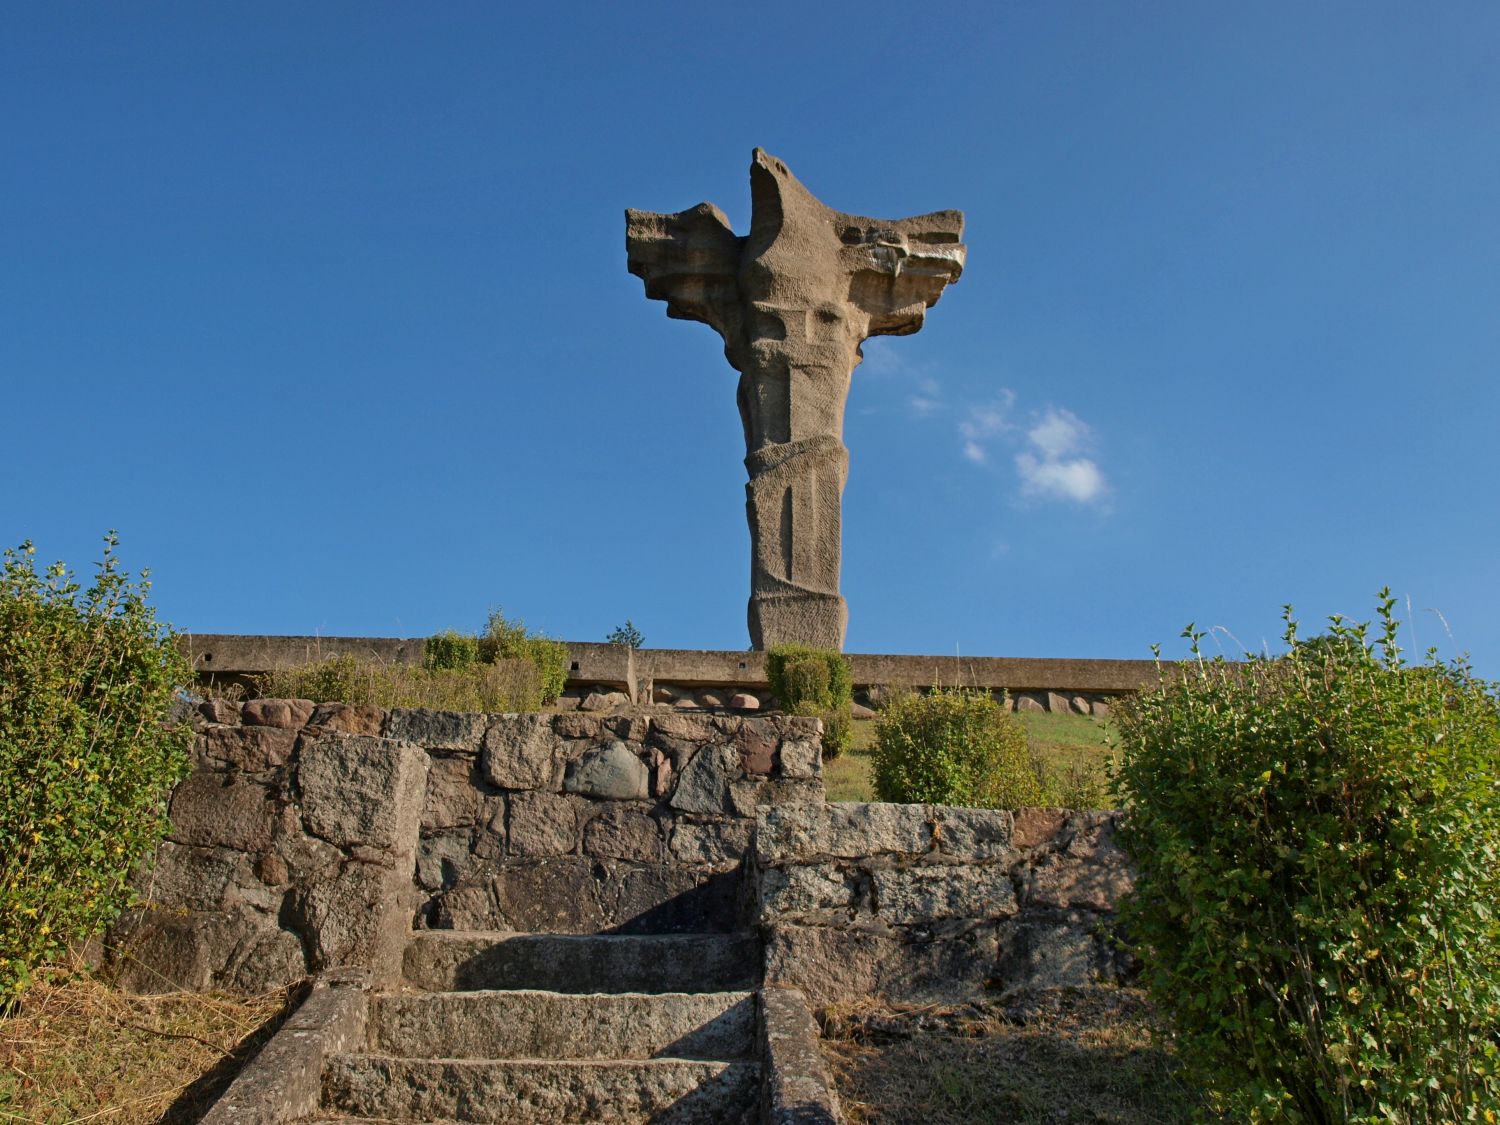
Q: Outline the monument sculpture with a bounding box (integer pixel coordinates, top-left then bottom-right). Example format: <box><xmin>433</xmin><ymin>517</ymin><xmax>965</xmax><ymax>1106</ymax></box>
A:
<box><xmin>627</xmin><ymin>149</ymin><xmax>965</xmax><ymax>650</ymax></box>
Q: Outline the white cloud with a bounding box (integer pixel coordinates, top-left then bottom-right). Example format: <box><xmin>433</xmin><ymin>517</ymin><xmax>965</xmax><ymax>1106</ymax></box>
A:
<box><xmin>1015</xmin><ymin>451</ymin><xmax>1106</xmax><ymax>503</ymax></box>
<box><xmin>1026</xmin><ymin>408</ymin><xmax>1088</xmax><ymax>459</ymax></box>
<box><xmin>957</xmin><ymin>393</ymin><xmax>1015</xmax><ymax>456</ymax></box>
<box><xmin>962</xmin><ymin>440</ymin><xmax>987</xmax><ymax>464</ymax></box>
<box><xmin>910</xmin><ymin>396</ymin><xmax>941</xmax><ymax>417</ymax></box>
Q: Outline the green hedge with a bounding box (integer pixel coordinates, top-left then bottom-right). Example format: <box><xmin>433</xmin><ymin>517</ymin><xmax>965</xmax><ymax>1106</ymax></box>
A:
<box><xmin>1113</xmin><ymin>594</ymin><xmax>1500</xmax><ymax>1120</ymax></box>
<box><xmin>871</xmin><ymin>687</ymin><xmax>1041</xmax><ymax>808</ymax></box>
<box><xmin>0</xmin><ymin>536</ymin><xmax>193</xmax><ymax>1002</ymax></box>
<box><xmin>765</xmin><ymin>643</ymin><xmax>853</xmax><ymax>758</ymax></box>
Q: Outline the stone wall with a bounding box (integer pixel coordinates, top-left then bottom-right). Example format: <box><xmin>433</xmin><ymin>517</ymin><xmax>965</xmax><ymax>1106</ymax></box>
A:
<box><xmin>752</xmin><ymin>803</ymin><xmax>1134</xmax><ymax>1006</ymax></box>
<box><xmin>113</xmin><ymin>702</ymin><xmax>823</xmax><ymax>992</ymax></box>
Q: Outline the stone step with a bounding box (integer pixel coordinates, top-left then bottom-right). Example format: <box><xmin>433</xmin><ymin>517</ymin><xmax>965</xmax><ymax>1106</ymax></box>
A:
<box><xmin>371</xmin><ymin>989</ymin><xmax>756</xmax><ymax>1061</ymax></box>
<box><xmin>404</xmin><ymin>931</ymin><xmax>762</xmax><ymax>994</ymax></box>
<box><xmin>323</xmin><ymin>1054</ymin><xmax>759</xmax><ymax>1124</ymax></box>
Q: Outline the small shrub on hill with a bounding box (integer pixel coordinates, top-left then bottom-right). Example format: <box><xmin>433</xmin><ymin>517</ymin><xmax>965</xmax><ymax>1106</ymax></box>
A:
<box><xmin>0</xmin><ymin>535</ymin><xmax>193</xmax><ymax>1002</ymax></box>
<box><xmin>1113</xmin><ymin>593</ymin><xmax>1500</xmax><ymax>1121</ymax></box>
<box><xmin>606</xmin><ymin>619</ymin><xmax>644</xmax><ymax>648</ymax></box>
<box><xmin>423</xmin><ymin>629</ymin><xmax>480</xmax><ymax>671</ymax></box>
<box><xmin>872</xmin><ymin>688</ymin><xmax>1042</xmax><ymax>808</ymax></box>
<box><xmin>478</xmin><ymin>609</ymin><xmax>568</xmax><ymax>704</ymax></box>
<box><xmin>766</xmin><ymin>643</ymin><xmax>853</xmax><ymax>758</ymax></box>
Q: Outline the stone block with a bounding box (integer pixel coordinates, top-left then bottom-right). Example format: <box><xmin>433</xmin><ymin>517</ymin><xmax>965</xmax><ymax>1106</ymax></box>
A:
<box><xmin>932</xmin><ymin>806</ymin><xmax>1013</xmax><ymax>860</ymax></box>
<box><xmin>1012</xmin><ymin>808</ymin><xmax>1068</xmax><ymax>850</ymax></box>
<box><xmin>306</xmin><ymin>702</ymin><xmax>386</xmax><ymax>736</ymax></box>
<box><xmin>669</xmin><ymin>744</ymin><xmax>739</xmax><ymax>814</ymax></box>
<box><xmin>1014</xmin><ymin>692</ymin><xmax>1046</xmax><ymax>713</ymax></box>
<box><xmin>670</xmin><ymin>819</ymin><xmax>753</xmax><ymax>869</ymax></box>
<box><xmin>763</xmin><ymin>923</ymin><xmax>1001</xmax><ymax>1007</ymax></box>
<box><xmin>871</xmin><ymin>864</ymin><xmax>1017</xmax><ymax>924</ymax></box>
<box><xmin>993</xmin><ymin>916</ymin><xmax>1101</xmax><ymax>991</ymax></box>
<box><xmin>167</xmin><ymin>772</ymin><xmax>277</xmax><ymax>853</ymax></box>
<box><xmin>295</xmin><ymin>860</ymin><xmax>389</xmax><ymax>970</ymax></box>
<box><xmin>200</xmin><ymin>724</ymin><xmax>298</xmax><ymax>772</ymax></box>
<box><xmin>778</xmin><ymin>739</ymin><xmax>820</xmax><ymax>779</ymax></box>
<box><xmin>729</xmin><ymin>692</ymin><xmax>760</xmax><ymax>711</ymax></box>
<box><xmin>553</xmin><ymin>713</ymin><xmax>607</xmax><ymax>740</ymax></box>
<box><xmin>649</xmin><ymin>713</ymin><xmax>718</xmax><ymax>742</ymax></box>
<box><xmin>226</xmin><ymin>928</ymin><xmax>308</xmax><ymax>993</ymax></box>
<box><xmin>1022</xmin><ymin>813</ymin><xmax>1133</xmax><ymax>911</ymax></box>
<box><xmin>583</xmin><ymin>805</ymin><xmax>664</xmax><ymax>863</ymax></box>
<box><xmin>386</xmin><ymin>708</ymin><xmax>488</xmax><ymax>753</ymax></box>
<box><xmin>198</xmin><ymin>699</ymin><xmax>241</xmax><ymax>725</ymax></box>
<box><xmin>139</xmin><ymin>842</ymin><xmax>242</xmax><ymax>911</ymax></box>
<box><xmin>606</xmin><ymin>714</ymin><xmax>650</xmax><ymax>742</ymax></box>
<box><xmin>422</xmin><ymin>755</ymin><xmax>483</xmax><ymax>830</ymax></box>
<box><xmin>417</xmin><ymin>829</ymin><xmax>475</xmax><ymax>892</ymax></box>
<box><xmin>110</xmin><ymin>908</ymin><xmax>240</xmax><ymax>993</ymax></box>
<box><xmin>737</xmin><ymin>720</ymin><xmax>777</xmax><ymax>775</ymax></box>
<box><xmin>241</xmin><ymin>698</ymin><xmax>315</xmax><ymax>729</ymax></box>
<box><xmin>758</xmin><ymin>863</ymin><xmax>858</xmax><ymax>921</ymax></box>
<box><xmin>564</xmin><ymin>741</ymin><xmax>650</xmax><ymax>801</ymax></box>
<box><xmin>506</xmin><ymin>791</ymin><xmax>581</xmax><ymax>857</ymax></box>
<box><xmin>581</xmin><ymin>690</ymin><xmax>630</xmax><ymax>712</ymax></box>
<box><xmin>298</xmin><ymin>733</ymin><xmax>429</xmax><ymax>852</ymax></box>
<box><xmin>755</xmin><ymin>802</ymin><xmax>935</xmax><ymax>864</ymax></box>
<box><xmin>482</xmin><ymin>714</ymin><xmax>563</xmax><ymax>790</ymax></box>
<box><xmin>1046</xmin><ymin>691</ymin><xmax>1070</xmax><ymax>714</ymax></box>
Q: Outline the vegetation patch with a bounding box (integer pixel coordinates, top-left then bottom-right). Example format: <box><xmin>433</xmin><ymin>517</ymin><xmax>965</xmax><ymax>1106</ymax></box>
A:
<box><xmin>0</xmin><ymin>964</ymin><xmax>296</xmax><ymax>1124</ymax></box>
<box><xmin>820</xmin><ymin>987</ymin><xmax>1198</xmax><ymax>1123</ymax></box>
<box><xmin>257</xmin><ymin>652</ymin><xmax>543</xmax><ymax>712</ymax></box>
<box><xmin>766</xmin><ymin>643</ymin><xmax>854</xmax><ymax>758</ymax></box>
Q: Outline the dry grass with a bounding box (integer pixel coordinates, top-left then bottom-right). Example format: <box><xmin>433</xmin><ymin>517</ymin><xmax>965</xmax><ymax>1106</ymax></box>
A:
<box><xmin>821</xmin><ymin>987</ymin><xmax>1200</xmax><ymax>1124</ymax></box>
<box><xmin>0</xmin><ymin>963</ymin><xmax>298</xmax><ymax>1125</ymax></box>
<box><xmin>255</xmin><ymin>654</ymin><xmax>542</xmax><ymax>712</ymax></box>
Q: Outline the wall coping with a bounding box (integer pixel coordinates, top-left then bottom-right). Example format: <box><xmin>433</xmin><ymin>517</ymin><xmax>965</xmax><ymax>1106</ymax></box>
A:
<box><xmin>178</xmin><ymin>633</ymin><xmax>1169</xmax><ymax>695</ymax></box>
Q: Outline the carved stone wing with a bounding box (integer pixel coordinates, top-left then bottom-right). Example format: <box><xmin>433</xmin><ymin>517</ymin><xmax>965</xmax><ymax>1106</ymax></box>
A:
<box><xmin>839</xmin><ymin>209</ymin><xmax>966</xmax><ymax>338</ymax></box>
<box><xmin>625</xmin><ymin>203</ymin><xmax>744</xmax><ymax>342</ymax></box>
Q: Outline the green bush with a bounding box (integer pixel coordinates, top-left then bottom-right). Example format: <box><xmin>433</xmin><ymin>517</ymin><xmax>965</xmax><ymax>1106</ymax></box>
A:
<box><xmin>872</xmin><ymin>687</ymin><xmax>1042</xmax><ymax>807</ymax></box>
<box><xmin>606</xmin><ymin>619</ymin><xmax>644</xmax><ymax>649</ymax></box>
<box><xmin>765</xmin><ymin>643</ymin><xmax>853</xmax><ymax>758</ymax></box>
<box><xmin>478</xmin><ymin>609</ymin><xmax>568</xmax><ymax>704</ymax></box>
<box><xmin>1112</xmin><ymin>594</ymin><xmax>1500</xmax><ymax>1121</ymax></box>
<box><xmin>0</xmin><ymin>536</ymin><xmax>193</xmax><ymax>1002</ymax></box>
<box><xmin>423</xmin><ymin>629</ymin><xmax>480</xmax><ymax>671</ymax></box>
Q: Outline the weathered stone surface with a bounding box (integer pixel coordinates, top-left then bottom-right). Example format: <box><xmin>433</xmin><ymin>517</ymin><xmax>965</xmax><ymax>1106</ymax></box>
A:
<box><xmin>564</xmin><ymin>741</ymin><xmax>650</xmax><ymax>801</ymax></box>
<box><xmin>111</xmin><ymin>908</ymin><xmax>240</xmax><ymax>992</ymax></box>
<box><xmin>553</xmin><ymin>713</ymin><xmax>606</xmax><ymax>740</ymax></box>
<box><xmin>729</xmin><ymin>692</ymin><xmax>760</xmax><ymax>711</ymax></box>
<box><xmin>1012</xmin><ymin>808</ymin><xmax>1068</xmax><ymax>850</ymax></box>
<box><xmin>761</xmin><ymin>986</ymin><xmax>842</xmax><ymax>1125</ymax></box>
<box><xmin>422</xmin><ymin>755</ymin><xmax>483</xmax><ymax>830</ymax></box>
<box><xmin>1023</xmin><ymin>814</ymin><xmax>1133</xmax><ymax>911</ymax></box>
<box><xmin>386</xmin><ymin>708</ymin><xmax>488</xmax><ymax>753</ymax></box>
<box><xmin>198</xmin><ymin>699</ymin><xmax>241</xmax><ymax>725</ymax></box>
<box><xmin>933</xmin><ymin>806</ymin><xmax>1013</xmax><ymax>860</ymax></box>
<box><xmin>778</xmin><ymin>739</ymin><xmax>819</xmax><ymax>779</ymax></box>
<box><xmin>295</xmin><ymin>861</ymin><xmax>390</xmax><ymax>969</ymax></box>
<box><xmin>736</xmin><ymin>720</ymin><xmax>777</xmax><ymax>775</ymax></box>
<box><xmin>1046</xmin><ymin>691</ymin><xmax>1071</xmax><ymax>714</ymax></box>
<box><xmin>628</xmin><ymin>149</ymin><xmax>964</xmax><ymax>650</ymax></box>
<box><xmin>696</xmin><ymin>690</ymin><xmax>726</xmax><ymax>709</ymax></box>
<box><xmin>200</xmin><ymin>724</ymin><xmax>297</xmax><ymax>772</ymax></box>
<box><xmin>1091</xmin><ymin>697</ymin><xmax>1112</xmax><ymax>719</ymax></box>
<box><xmin>580</xmin><ymin>690</ymin><xmax>630</xmax><ymax>712</ymax></box>
<box><xmin>755</xmin><ymin>802</ymin><xmax>935</xmax><ymax>863</ymax></box>
<box><xmin>482</xmin><ymin>714</ymin><xmax>561</xmax><ymax>790</ymax></box>
<box><xmin>226</xmin><ymin>928</ymin><xmax>307</xmax><ymax>993</ymax></box>
<box><xmin>307</xmin><ymin>702</ymin><xmax>386</xmax><ymax>736</ymax></box>
<box><xmin>506</xmin><ymin>791</ymin><xmax>581</xmax><ymax>857</ymax></box>
<box><xmin>139</xmin><ymin>842</ymin><xmax>242</xmax><ymax>911</ymax></box>
<box><xmin>416</xmin><ymin>829</ymin><xmax>475</xmax><ymax>892</ymax></box>
<box><xmin>168</xmin><ymin>772</ymin><xmax>277</xmax><ymax>853</ymax></box>
<box><xmin>669</xmin><ymin>744</ymin><xmax>739</xmax><ymax>814</ymax></box>
<box><xmin>871</xmin><ymin>865</ymin><xmax>1017</xmax><ymax>924</ymax></box>
<box><xmin>241</xmin><ymin>697</ymin><xmax>316</xmax><ymax>729</ymax></box>
<box><xmin>582</xmin><ymin>805</ymin><xmax>663</xmax><ymax>863</ymax></box>
<box><xmin>1014</xmin><ymin>692</ymin><xmax>1046</xmax><ymax>713</ymax></box>
<box><xmin>993</xmin><ymin>916</ymin><xmax>1108</xmax><ymax>991</ymax></box>
<box><xmin>650</xmin><ymin>713</ymin><xmax>719</xmax><ymax>742</ymax></box>
<box><xmin>670</xmin><ymin>819</ymin><xmax>753</xmax><ymax>869</ymax></box>
<box><xmin>764</xmin><ymin>923</ymin><xmax>1000</xmax><ymax>1006</ymax></box>
<box><xmin>759</xmin><ymin>864</ymin><xmax>857</xmax><ymax>921</ymax></box>
<box><xmin>298</xmin><ymin>733</ymin><xmax>429</xmax><ymax>852</ymax></box>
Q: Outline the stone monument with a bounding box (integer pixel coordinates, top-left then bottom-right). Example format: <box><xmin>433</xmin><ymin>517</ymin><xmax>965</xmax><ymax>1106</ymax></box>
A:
<box><xmin>627</xmin><ymin>149</ymin><xmax>965</xmax><ymax>650</ymax></box>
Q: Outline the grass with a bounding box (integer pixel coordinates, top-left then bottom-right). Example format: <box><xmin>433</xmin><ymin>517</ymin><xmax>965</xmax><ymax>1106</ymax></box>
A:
<box><xmin>254</xmin><ymin>653</ymin><xmax>544</xmax><ymax>712</ymax></box>
<box><xmin>824</xmin><ymin>711</ymin><xmax>1117</xmax><ymax>806</ymax></box>
<box><xmin>821</xmin><ymin>987</ymin><xmax>1200</xmax><ymax>1124</ymax></box>
<box><xmin>0</xmin><ymin>963</ymin><xmax>297</xmax><ymax>1125</ymax></box>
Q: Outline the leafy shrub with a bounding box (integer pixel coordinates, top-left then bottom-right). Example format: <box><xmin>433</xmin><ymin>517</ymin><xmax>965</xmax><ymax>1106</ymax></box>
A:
<box><xmin>0</xmin><ymin>536</ymin><xmax>193</xmax><ymax>1001</ymax></box>
<box><xmin>1032</xmin><ymin>744</ymin><xmax>1114</xmax><ymax>809</ymax></box>
<box><xmin>606</xmin><ymin>619</ymin><xmax>644</xmax><ymax>648</ymax></box>
<box><xmin>1112</xmin><ymin>594</ymin><xmax>1500</xmax><ymax>1121</ymax></box>
<box><xmin>478</xmin><ymin>609</ymin><xmax>568</xmax><ymax>705</ymax></box>
<box><xmin>766</xmin><ymin>643</ymin><xmax>853</xmax><ymax>758</ymax></box>
<box><xmin>258</xmin><ymin>654</ymin><xmax>541</xmax><ymax>712</ymax></box>
<box><xmin>872</xmin><ymin>687</ymin><xmax>1042</xmax><ymax>807</ymax></box>
<box><xmin>423</xmin><ymin>629</ymin><xmax>480</xmax><ymax>671</ymax></box>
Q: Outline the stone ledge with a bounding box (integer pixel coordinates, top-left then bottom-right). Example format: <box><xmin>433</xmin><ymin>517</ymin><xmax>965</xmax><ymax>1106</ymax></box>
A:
<box><xmin>760</xmin><ymin>986</ymin><xmax>842</xmax><ymax>1125</ymax></box>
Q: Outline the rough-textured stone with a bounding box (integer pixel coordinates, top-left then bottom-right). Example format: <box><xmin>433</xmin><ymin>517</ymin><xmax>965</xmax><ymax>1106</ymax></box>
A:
<box><xmin>553</xmin><ymin>713</ymin><xmax>606</xmax><ymax>740</ymax></box>
<box><xmin>564</xmin><ymin>741</ymin><xmax>650</xmax><ymax>801</ymax></box>
<box><xmin>241</xmin><ymin>698</ymin><xmax>316</xmax><ymax>729</ymax></box>
<box><xmin>1023</xmin><ymin>814</ymin><xmax>1132</xmax><ymax>910</ymax></box>
<box><xmin>168</xmin><ymin>772</ymin><xmax>277</xmax><ymax>853</ymax></box>
<box><xmin>760</xmin><ymin>987</ymin><xmax>842</xmax><ymax>1125</ymax></box>
<box><xmin>1046</xmin><ymin>691</ymin><xmax>1071</xmax><ymax>714</ymax></box>
<box><xmin>200</xmin><ymin>724</ymin><xmax>298</xmax><ymax>772</ymax></box>
<box><xmin>386</xmin><ymin>708</ymin><xmax>488</xmax><ymax>753</ymax></box>
<box><xmin>759</xmin><ymin>864</ymin><xmax>857</xmax><ymax>921</ymax></box>
<box><xmin>307</xmin><ymin>702</ymin><xmax>386</xmax><ymax>736</ymax></box>
<box><xmin>506</xmin><ymin>791</ymin><xmax>581</xmax><ymax>857</ymax></box>
<box><xmin>582</xmin><ymin>805</ymin><xmax>664</xmax><ymax>863</ymax></box>
<box><xmin>729</xmin><ymin>692</ymin><xmax>760</xmax><ymax>711</ymax></box>
<box><xmin>198</xmin><ymin>699</ymin><xmax>241</xmax><ymax>725</ymax></box>
<box><xmin>670</xmin><ymin>819</ymin><xmax>753</xmax><ymax>869</ymax></box>
<box><xmin>778</xmin><ymin>739</ymin><xmax>820</xmax><ymax>779</ymax></box>
<box><xmin>1091</xmin><ymin>697</ymin><xmax>1112</xmax><ymax>719</ymax></box>
<box><xmin>299</xmin><ymin>733</ymin><xmax>428</xmax><ymax>852</ymax></box>
<box><xmin>933</xmin><ymin>806</ymin><xmax>1013</xmax><ymax>860</ymax></box>
<box><xmin>580</xmin><ymin>690</ymin><xmax>630</xmax><ymax>712</ymax></box>
<box><xmin>416</xmin><ymin>829</ymin><xmax>475</xmax><ymax>892</ymax></box>
<box><xmin>764</xmin><ymin>923</ymin><xmax>1001</xmax><ymax>1006</ymax></box>
<box><xmin>1012</xmin><ymin>808</ymin><xmax>1068</xmax><ymax>850</ymax></box>
<box><xmin>755</xmin><ymin>802</ymin><xmax>935</xmax><ymax>863</ymax></box>
<box><xmin>421</xmin><ymin>755</ymin><xmax>483</xmax><ymax>830</ymax></box>
<box><xmin>650</xmin><ymin>713</ymin><xmax>719</xmax><ymax>742</ymax></box>
<box><xmin>481</xmin><ymin>714</ymin><xmax>561</xmax><ymax>790</ymax></box>
<box><xmin>139</xmin><ymin>842</ymin><xmax>242</xmax><ymax>912</ymax></box>
<box><xmin>696</xmin><ymin>690</ymin><xmax>726</xmax><ymax>709</ymax></box>
<box><xmin>871</xmin><ymin>865</ymin><xmax>1018</xmax><ymax>924</ymax></box>
<box><xmin>736</xmin><ymin>720</ymin><xmax>777</xmax><ymax>775</ymax></box>
<box><xmin>1014</xmin><ymin>692</ymin><xmax>1046</xmax><ymax>713</ymax></box>
<box><xmin>669</xmin><ymin>744</ymin><xmax>739</xmax><ymax>814</ymax></box>
<box><xmin>628</xmin><ymin>149</ymin><xmax>964</xmax><ymax>649</ymax></box>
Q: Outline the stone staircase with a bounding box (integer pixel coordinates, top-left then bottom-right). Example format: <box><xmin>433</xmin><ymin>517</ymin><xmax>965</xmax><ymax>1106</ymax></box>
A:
<box><xmin>300</xmin><ymin>931</ymin><xmax>765</xmax><ymax>1124</ymax></box>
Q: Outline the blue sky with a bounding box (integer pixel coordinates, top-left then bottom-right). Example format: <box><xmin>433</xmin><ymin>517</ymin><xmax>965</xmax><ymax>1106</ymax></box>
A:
<box><xmin>5</xmin><ymin>3</ymin><xmax>1497</xmax><ymax>678</ymax></box>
